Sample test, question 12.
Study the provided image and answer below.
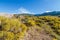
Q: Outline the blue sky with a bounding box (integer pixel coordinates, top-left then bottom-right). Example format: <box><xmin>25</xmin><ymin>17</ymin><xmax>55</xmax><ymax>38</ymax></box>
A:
<box><xmin>0</xmin><ymin>0</ymin><xmax>60</xmax><ymax>14</ymax></box>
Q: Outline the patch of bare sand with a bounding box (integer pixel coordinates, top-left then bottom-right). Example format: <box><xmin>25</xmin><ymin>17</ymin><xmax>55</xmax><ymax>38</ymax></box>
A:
<box><xmin>22</xmin><ymin>27</ymin><xmax>52</xmax><ymax>40</ymax></box>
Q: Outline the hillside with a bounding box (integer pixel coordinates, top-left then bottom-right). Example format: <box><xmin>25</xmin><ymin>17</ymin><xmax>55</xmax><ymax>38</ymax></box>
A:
<box><xmin>12</xmin><ymin>11</ymin><xmax>60</xmax><ymax>17</ymax></box>
<box><xmin>35</xmin><ymin>11</ymin><xmax>60</xmax><ymax>16</ymax></box>
<box><xmin>0</xmin><ymin>13</ymin><xmax>60</xmax><ymax>40</ymax></box>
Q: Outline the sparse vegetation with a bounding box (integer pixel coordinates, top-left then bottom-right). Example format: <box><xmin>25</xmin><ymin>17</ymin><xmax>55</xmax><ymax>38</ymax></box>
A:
<box><xmin>0</xmin><ymin>15</ymin><xmax>60</xmax><ymax>40</ymax></box>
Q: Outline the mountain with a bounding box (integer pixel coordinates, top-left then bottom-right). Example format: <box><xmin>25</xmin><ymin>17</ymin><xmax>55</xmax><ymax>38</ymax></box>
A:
<box><xmin>34</xmin><ymin>11</ymin><xmax>60</xmax><ymax>16</ymax></box>
<box><xmin>13</xmin><ymin>13</ymin><xmax>34</xmax><ymax>18</ymax></box>
<box><xmin>1</xmin><ymin>11</ymin><xmax>60</xmax><ymax>18</ymax></box>
<box><xmin>15</xmin><ymin>11</ymin><xmax>60</xmax><ymax>16</ymax></box>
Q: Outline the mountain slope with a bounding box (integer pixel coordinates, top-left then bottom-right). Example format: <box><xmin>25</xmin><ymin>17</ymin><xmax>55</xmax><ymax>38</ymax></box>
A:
<box><xmin>35</xmin><ymin>11</ymin><xmax>60</xmax><ymax>16</ymax></box>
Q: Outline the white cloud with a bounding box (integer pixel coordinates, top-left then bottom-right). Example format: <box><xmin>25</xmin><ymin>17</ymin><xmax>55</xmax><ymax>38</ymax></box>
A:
<box><xmin>16</xmin><ymin>7</ymin><xmax>35</xmax><ymax>14</ymax></box>
<box><xmin>45</xmin><ymin>11</ymin><xmax>51</xmax><ymax>12</ymax></box>
<box><xmin>0</xmin><ymin>7</ymin><xmax>35</xmax><ymax>14</ymax></box>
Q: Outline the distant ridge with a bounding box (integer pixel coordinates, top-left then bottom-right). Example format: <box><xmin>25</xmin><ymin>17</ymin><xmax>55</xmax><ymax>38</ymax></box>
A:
<box><xmin>0</xmin><ymin>11</ymin><xmax>60</xmax><ymax>17</ymax></box>
<box><xmin>14</xmin><ymin>11</ymin><xmax>60</xmax><ymax>16</ymax></box>
<box><xmin>34</xmin><ymin>11</ymin><xmax>60</xmax><ymax>16</ymax></box>
<box><xmin>14</xmin><ymin>13</ymin><xmax>34</xmax><ymax>17</ymax></box>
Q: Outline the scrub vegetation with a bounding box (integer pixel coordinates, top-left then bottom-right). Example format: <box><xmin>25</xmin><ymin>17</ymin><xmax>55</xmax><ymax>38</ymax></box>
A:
<box><xmin>0</xmin><ymin>15</ymin><xmax>60</xmax><ymax>40</ymax></box>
